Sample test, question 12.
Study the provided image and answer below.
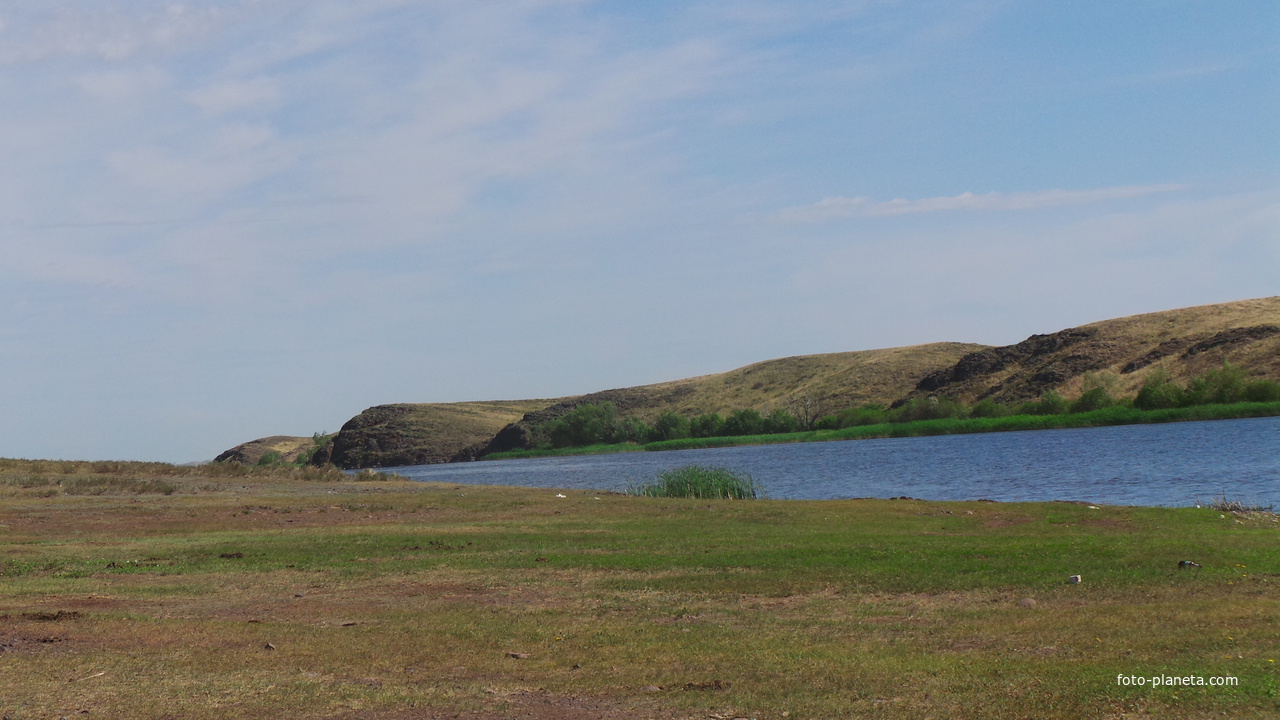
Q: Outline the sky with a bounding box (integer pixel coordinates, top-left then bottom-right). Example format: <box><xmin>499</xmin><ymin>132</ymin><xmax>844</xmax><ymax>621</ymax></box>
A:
<box><xmin>2</xmin><ymin>0</ymin><xmax>1277</xmax><ymax>463</ymax></box>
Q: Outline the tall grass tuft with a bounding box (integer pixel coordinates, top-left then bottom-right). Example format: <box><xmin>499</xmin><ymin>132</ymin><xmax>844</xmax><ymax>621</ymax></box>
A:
<box><xmin>628</xmin><ymin>465</ymin><xmax>762</xmax><ymax>499</ymax></box>
<box><xmin>1206</xmin><ymin>492</ymin><xmax>1274</xmax><ymax>513</ymax></box>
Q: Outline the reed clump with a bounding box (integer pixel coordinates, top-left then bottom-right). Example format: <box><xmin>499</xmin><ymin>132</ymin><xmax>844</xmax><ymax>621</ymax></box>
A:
<box><xmin>629</xmin><ymin>465</ymin><xmax>762</xmax><ymax>499</ymax></box>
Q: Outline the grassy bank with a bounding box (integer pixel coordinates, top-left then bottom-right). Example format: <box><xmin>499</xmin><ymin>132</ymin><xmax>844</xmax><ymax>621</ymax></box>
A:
<box><xmin>0</xmin><ymin>460</ymin><xmax>1277</xmax><ymax>718</ymax></box>
<box><xmin>487</xmin><ymin>401</ymin><xmax>1280</xmax><ymax>459</ymax></box>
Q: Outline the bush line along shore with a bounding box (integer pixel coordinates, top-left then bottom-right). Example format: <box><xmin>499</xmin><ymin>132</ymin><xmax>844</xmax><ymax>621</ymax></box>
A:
<box><xmin>488</xmin><ymin>364</ymin><xmax>1280</xmax><ymax>460</ymax></box>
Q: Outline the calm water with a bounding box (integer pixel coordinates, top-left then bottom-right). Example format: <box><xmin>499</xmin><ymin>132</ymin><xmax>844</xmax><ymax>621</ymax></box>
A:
<box><xmin>386</xmin><ymin>417</ymin><xmax>1280</xmax><ymax>507</ymax></box>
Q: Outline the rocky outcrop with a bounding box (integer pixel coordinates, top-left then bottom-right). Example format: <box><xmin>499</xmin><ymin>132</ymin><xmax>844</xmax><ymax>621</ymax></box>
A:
<box><xmin>325</xmin><ymin>400</ymin><xmax>555</xmax><ymax>469</ymax></box>
<box><xmin>908</xmin><ymin>303</ymin><xmax>1280</xmax><ymax>404</ymax></box>
<box><xmin>1120</xmin><ymin>325</ymin><xmax>1280</xmax><ymax>374</ymax></box>
<box><xmin>1184</xmin><ymin>324</ymin><xmax>1280</xmax><ymax>357</ymax></box>
<box><xmin>917</xmin><ymin>328</ymin><xmax>1098</xmax><ymax>395</ymax></box>
<box><xmin>327</xmin><ymin>405</ymin><xmax>420</xmax><ymax>469</ymax></box>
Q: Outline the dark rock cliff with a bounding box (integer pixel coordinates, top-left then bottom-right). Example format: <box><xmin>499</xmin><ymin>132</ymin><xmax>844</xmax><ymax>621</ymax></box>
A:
<box><xmin>328</xmin><ymin>405</ymin><xmax>442</xmax><ymax>469</ymax></box>
<box><xmin>909</xmin><ymin>322</ymin><xmax>1280</xmax><ymax>404</ymax></box>
<box><xmin>323</xmin><ymin>400</ymin><xmax>554</xmax><ymax>469</ymax></box>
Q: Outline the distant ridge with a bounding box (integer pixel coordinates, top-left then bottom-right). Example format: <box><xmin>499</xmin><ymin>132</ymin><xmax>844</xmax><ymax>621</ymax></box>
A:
<box><xmin>218</xmin><ymin>297</ymin><xmax>1280</xmax><ymax>468</ymax></box>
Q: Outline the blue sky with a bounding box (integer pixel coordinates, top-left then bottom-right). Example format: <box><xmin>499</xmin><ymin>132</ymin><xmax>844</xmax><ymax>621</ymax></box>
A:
<box><xmin>2</xmin><ymin>0</ymin><xmax>1277</xmax><ymax>462</ymax></box>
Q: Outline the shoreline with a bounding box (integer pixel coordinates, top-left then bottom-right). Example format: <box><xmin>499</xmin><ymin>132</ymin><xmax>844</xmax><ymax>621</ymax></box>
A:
<box><xmin>481</xmin><ymin>400</ymin><xmax>1280</xmax><ymax>461</ymax></box>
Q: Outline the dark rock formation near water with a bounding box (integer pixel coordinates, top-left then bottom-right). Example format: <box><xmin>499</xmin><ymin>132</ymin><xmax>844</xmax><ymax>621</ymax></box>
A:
<box><xmin>904</xmin><ymin>298</ymin><xmax>1280</xmax><ymax>404</ymax></box>
<box><xmin>321</xmin><ymin>400</ymin><xmax>555</xmax><ymax>469</ymax></box>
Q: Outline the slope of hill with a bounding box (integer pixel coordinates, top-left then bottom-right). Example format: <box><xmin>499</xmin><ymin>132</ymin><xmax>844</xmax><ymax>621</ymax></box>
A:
<box><xmin>474</xmin><ymin>342</ymin><xmax>989</xmax><ymax>458</ymax></box>
<box><xmin>214</xmin><ymin>435</ymin><xmax>321</xmax><ymax>466</ymax></box>
<box><xmin>215</xmin><ymin>297</ymin><xmax>1280</xmax><ymax>469</ymax></box>
<box><xmin>910</xmin><ymin>296</ymin><xmax>1280</xmax><ymax>404</ymax></box>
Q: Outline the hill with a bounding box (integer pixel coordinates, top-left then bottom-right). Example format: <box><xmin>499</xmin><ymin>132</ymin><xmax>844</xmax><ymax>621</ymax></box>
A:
<box><xmin>909</xmin><ymin>296</ymin><xmax>1280</xmax><ymax>403</ymax></box>
<box><xmin>324</xmin><ymin>400</ymin><xmax>560</xmax><ymax>469</ymax></box>
<box><xmin>316</xmin><ymin>342</ymin><xmax>986</xmax><ymax>468</ymax></box>
<box><xmin>474</xmin><ymin>342</ymin><xmax>988</xmax><ymax>458</ymax></box>
<box><xmin>213</xmin><ymin>435</ymin><xmax>323</xmax><ymax>466</ymax></box>
<box><xmin>216</xmin><ymin>297</ymin><xmax>1280</xmax><ymax>469</ymax></box>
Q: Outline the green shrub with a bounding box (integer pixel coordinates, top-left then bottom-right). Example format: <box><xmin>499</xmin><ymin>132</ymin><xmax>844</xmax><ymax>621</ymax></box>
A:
<box><xmin>1183</xmin><ymin>362</ymin><xmax>1248</xmax><ymax>405</ymax></box>
<box><xmin>890</xmin><ymin>396</ymin><xmax>968</xmax><ymax>423</ymax></box>
<box><xmin>1018</xmin><ymin>390</ymin><xmax>1068</xmax><ymax>416</ymax></box>
<box><xmin>816</xmin><ymin>405</ymin><xmax>889</xmax><ymax>429</ymax></box>
<box><xmin>1070</xmin><ymin>386</ymin><xmax>1116</xmax><ymax>413</ymax></box>
<box><xmin>539</xmin><ymin>402</ymin><xmax>656</xmax><ymax>447</ymax></box>
<box><xmin>296</xmin><ymin>432</ymin><xmax>333</xmax><ymax>465</ymax></box>
<box><xmin>629</xmin><ymin>465</ymin><xmax>762</xmax><ymax>499</ymax></box>
<box><xmin>722</xmin><ymin>409</ymin><xmax>766</xmax><ymax>436</ymax></box>
<box><xmin>647</xmin><ymin>411</ymin><xmax>690</xmax><ymax>442</ymax></box>
<box><xmin>543</xmin><ymin>402</ymin><xmax>619</xmax><ymax>448</ymax></box>
<box><xmin>689</xmin><ymin>413</ymin><xmax>725</xmax><ymax>438</ymax></box>
<box><xmin>1243</xmin><ymin>379</ymin><xmax>1280</xmax><ymax>402</ymax></box>
<box><xmin>968</xmin><ymin>399</ymin><xmax>1008</xmax><ymax>418</ymax></box>
<box><xmin>1134</xmin><ymin>368</ymin><xmax>1184</xmax><ymax>409</ymax></box>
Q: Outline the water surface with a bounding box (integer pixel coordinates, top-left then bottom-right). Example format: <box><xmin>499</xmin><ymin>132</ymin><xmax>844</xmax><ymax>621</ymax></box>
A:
<box><xmin>386</xmin><ymin>416</ymin><xmax>1279</xmax><ymax>507</ymax></box>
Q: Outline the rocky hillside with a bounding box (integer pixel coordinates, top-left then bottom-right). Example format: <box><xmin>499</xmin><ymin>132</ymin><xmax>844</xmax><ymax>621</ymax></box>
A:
<box><xmin>217</xmin><ymin>296</ymin><xmax>1280</xmax><ymax>469</ymax></box>
<box><xmin>324</xmin><ymin>400</ymin><xmax>558</xmax><ymax>469</ymax></box>
<box><xmin>908</xmin><ymin>297</ymin><xmax>1280</xmax><ymax>404</ymax></box>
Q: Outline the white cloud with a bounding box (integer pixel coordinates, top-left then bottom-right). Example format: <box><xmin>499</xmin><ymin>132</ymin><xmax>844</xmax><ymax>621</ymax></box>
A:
<box><xmin>775</xmin><ymin>184</ymin><xmax>1188</xmax><ymax>223</ymax></box>
<box><xmin>0</xmin><ymin>3</ymin><xmax>231</xmax><ymax>64</ymax></box>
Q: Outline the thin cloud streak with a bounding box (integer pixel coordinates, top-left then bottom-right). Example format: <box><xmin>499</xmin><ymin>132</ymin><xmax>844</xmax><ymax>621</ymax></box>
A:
<box><xmin>775</xmin><ymin>184</ymin><xmax>1188</xmax><ymax>223</ymax></box>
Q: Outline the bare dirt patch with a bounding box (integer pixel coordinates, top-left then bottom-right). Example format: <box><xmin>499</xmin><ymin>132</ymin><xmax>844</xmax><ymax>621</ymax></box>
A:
<box><xmin>982</xmin><ymin>515</ymin><xmax>1036</xmax><ymax>528</ymax></box>
<box><xmin>318</xmin><ymin>691</ymin><xmax>704</xmax><ymax>720</ymax></box>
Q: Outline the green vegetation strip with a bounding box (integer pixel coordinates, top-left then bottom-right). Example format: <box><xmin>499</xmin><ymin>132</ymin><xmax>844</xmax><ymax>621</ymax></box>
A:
<box><xmin>487</xmin><ymin>401</ymin><xmax>1280</xmax><ymax>458</ymax></box>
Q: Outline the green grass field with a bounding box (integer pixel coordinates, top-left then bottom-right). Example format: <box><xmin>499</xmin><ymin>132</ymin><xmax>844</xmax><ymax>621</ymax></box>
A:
<box><xmin>0</xmin><ymin>460</ymin><xmax>1276</xmax><ymax>719</ymax></box>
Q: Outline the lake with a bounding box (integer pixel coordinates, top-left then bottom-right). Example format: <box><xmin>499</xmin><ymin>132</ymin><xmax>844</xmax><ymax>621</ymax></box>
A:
<box><xmin>384</xmin><ymin>416</ymin><xmax>1280</xmax><ymax>507</ymax></box>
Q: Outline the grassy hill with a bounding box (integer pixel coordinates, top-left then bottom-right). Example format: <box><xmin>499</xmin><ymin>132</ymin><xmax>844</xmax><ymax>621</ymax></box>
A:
<box><xmin>320</xmin><ymin>342</ymin><xmax>986</xmax><ymax>468</ymax></box>
<box><xmin>213</xmin><ymin>435</ymin><xmax>324</xmax><ymax>466</ymax></box>
<box><xmin>613</xmin><ymin>341</ymin><xmax>991</xmax><ymax>420</ymax></box>
<box><xmin>910</xmin><ymin>296</ymin><xmax>1280</xmax><ymax>404</ymax></box>
<box><xmin>218</xmin><ymin>297</ymin><xmax>1279</xmax><ymax>469</ymax></box>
